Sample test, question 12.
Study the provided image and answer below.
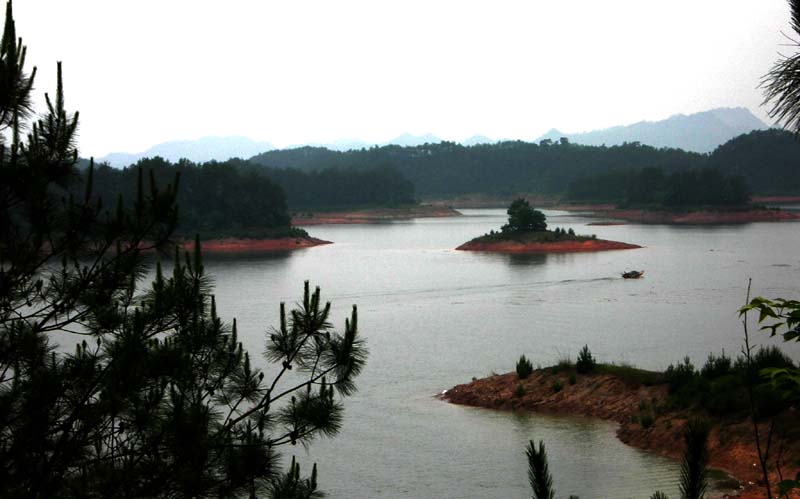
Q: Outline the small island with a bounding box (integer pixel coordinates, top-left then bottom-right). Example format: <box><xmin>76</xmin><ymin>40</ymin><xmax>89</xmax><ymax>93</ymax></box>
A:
<box><xmin>456</xmin><ymin>198</ymin><xmax>641</xmax><ymax>253</ymax></box>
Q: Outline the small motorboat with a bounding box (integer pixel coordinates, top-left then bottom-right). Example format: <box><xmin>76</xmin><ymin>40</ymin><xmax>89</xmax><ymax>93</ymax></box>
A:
<box><xmin>622</xmin><ymin>270</ymin><xmax>644</xmax><ymax>279</ymax></box>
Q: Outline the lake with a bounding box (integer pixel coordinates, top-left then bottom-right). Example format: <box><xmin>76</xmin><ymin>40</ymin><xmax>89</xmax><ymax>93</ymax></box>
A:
<box><xmin>205</xmin><ymin>209</ymin><xmax>800</xmax><ymax>499</ymax></box>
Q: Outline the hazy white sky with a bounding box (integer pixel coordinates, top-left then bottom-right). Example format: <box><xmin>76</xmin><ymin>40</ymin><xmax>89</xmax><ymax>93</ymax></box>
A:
<box><xmin>13</xmin><ymin>0</ymin><xmax>794</xmax><ymax>156</ymax></box>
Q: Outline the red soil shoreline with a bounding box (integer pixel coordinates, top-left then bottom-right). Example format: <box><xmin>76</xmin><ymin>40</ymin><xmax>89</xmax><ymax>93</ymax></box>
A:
<box><xmin>443</xmin><ymin>371</ymin><xmax>799</xmax><ymax>499</ymax></box>
<box><xmin>752</xmin><ymin>195</ymin><xmax>800</xmax><ymax>204</ymax></box>
<box><xmin>556</xmin><ymin>205</ymin><xmax>800</xmax><ymax>224</ymax></box>
<box><xmin>292</xmin><ymin>205</ymin><xmax>461</xmax><ymax>225</ymax></box>
<box><xmin>455</xmin><ymin>238</ymin><xmax>641</xmax><ymax>253</ymax></box>
<box><xmin>182</xmin><ymin>237</ymin><xmax>331</xmax><ymax>254</ymax></box>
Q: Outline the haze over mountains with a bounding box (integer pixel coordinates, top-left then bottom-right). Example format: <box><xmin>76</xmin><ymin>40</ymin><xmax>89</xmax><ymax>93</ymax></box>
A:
<box><xmin>97</xmin><ymin>107</ymin><xmax>769</xmax><ymax>167</ymax></box>
<box><xmin>537</xmin><ymin>107</ymin><xmax>768</xmax><ymax>153</ymax></box>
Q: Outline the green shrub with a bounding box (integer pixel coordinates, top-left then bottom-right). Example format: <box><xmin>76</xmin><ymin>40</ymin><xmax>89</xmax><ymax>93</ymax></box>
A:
<box><xmin>630</xmin><ymin>414</ymin><xmax>639</xmax><ymax>424</ymax></box>
<box><xmin>750</xmin><ymin>345</ymin><xmax>795</xmax><ymax>371</ymax></box>
<box><xmin>576</xmin><ymin>345</ymin><xmax>596</xmax><ymax>374</ymax></box>
<box><xmin>641</xmin><ymin>413</ymin><xmax>655</xmax><ymax>428</ymax></box>
<box><xmin>703</xmin><ymin>375</ymin><xmax>743</xmax><ymax>415</ymax></box>
<box><xmin>514</xmin><ymin>382</ymin><xmax>526</xmax><ymax>398</ymax></box>
<box><xmin>517</xmin><ymin>355</ymin><xmax>534</xmax><ymax>379</ymax></box>
<box><xmin>665</xmin><ymin>357</ymin><xmax>696</xmax><ymax>394</ymax></box>
<box><xmin>551</xmin><ymin>380</ymin><xmax>562</xmax><ymax>393</ymax></box>
<box><xmin>701</xmin><ymin>352</ymin><xmax>732</xmax><ymax>379</ymax></box>
<box><xmin>568</xmin><ymin>373</ymin><xmax>576</xmax><ymax>385</ymax></box>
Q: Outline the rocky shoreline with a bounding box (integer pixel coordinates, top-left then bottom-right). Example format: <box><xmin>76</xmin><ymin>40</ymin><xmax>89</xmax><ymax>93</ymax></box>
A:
<box><xmin>292</xmin><ymin>205</ymin><xmax>461</xmax><ymax>225</ymax></box>
<box><xmin>455</xmin><ymin>238</ymin><xmax>641</xmax><ymax>253</ymax></box>
<box><xmin>443</xmin><ymin>369</ymin><xmax>798</xmax><ymax>499</ymax></box>
<box><xmin>184</xmin><ymin>236</ymin><xmax>331</xmax><ymax>254</ymax></box>
<box><xmin>555</xmin><ymin>204</ymin><xmax>800</xmax><ymax>224</ymax></box>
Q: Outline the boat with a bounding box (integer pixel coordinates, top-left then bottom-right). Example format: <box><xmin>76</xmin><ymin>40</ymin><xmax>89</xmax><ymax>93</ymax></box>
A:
<box><xmin>622</xmin><ymin>270</ymin><xmax>644</xmax><ymax>279</ymax></box>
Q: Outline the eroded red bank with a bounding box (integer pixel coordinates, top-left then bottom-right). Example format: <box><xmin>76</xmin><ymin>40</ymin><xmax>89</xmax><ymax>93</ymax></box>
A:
<box><xmin>443</xmin><ymin>371</ymin><xmax>799</xmax><ymax>499</ymax></box>
<box><xmin>182</xmin><ymin>237</ymin><xmax>331</xmax><ymax>254</ymax></box>
<box><xmin>455</xmin><ymin>239</ymin><xmax>641</xmax><ymax>253</ymax></box>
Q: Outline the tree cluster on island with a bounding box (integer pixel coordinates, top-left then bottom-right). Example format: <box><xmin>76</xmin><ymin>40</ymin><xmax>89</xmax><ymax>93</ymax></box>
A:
<box><xmin>0</xmin><ymin>3</ymin><xmax>366</xmax><ymax>498</ymax></box>
<box><xmin>473</xmin><ymin>198</ymin><xmax>596</xmax><ymax>243</ymax></box>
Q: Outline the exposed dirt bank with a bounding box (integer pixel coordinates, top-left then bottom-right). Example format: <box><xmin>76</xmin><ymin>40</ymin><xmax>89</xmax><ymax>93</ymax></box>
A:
<box><xmin>455</xmin><ymin>238</ymin><xmax>641</xmax><ymax>253</ymax></box>
<box><xmin>752</xmin><ymin>196</ymin><xmax>800</xmax><ymax>204</ymax></box>
<box><xmin>183</xmin><ymin>237</ymin><xmax>331</xmax><ymax>254</ymax></box>
<box><xmin>602</xmin><ymin>209</ymin><xmax>800</xmax><ymax>224</ymax></box>
<box><xmin>292</xmin><ymin>205</ymin><xmax>461</xmax><ymax>225</ymax></box>
<box><xmin>556</xmin><ymin>205</ymin><xmax>800</xmax><ymax>224</ymax></box>
<box><xmin>427</xmin><ymin>194</ymin><xmax>561</xmax><ymax>209</ymax></box>
<box><xmin>443</xmin><ymin>370</ymin><xmax>799</xmax><ymax>499</ymax></box>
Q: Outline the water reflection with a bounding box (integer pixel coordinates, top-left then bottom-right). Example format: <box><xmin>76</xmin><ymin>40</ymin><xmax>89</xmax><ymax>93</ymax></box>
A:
<box><xmin>202</xmin><ymin>250</ymin><xmax>296</xmax><ymax>263</ymax></box>
<box><xmin>506</xmin><ymin>253</ymin><xmax>549</xmax><ymax>267</ymax></box>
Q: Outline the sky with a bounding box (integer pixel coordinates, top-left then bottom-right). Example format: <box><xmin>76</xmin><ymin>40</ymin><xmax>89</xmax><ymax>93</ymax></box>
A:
<box><xmin>13</xmin><ymin>0</ymin><xmax>796</xmax><ymax>157</ymax></box>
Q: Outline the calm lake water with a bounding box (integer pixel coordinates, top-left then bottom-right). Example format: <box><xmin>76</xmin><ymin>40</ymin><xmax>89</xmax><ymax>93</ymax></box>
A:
<box><xmin>204</xmin><ymin>209</ymin><xmax>800</xmax><ymax>499</ymax></box>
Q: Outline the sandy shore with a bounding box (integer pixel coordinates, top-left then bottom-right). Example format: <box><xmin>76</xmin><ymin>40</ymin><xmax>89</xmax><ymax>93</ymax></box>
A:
<box><xmin>455</xmin><ymin>238</ymin><xmax>641</xmax><ymax>253</ymax></box>
<box><xmin>443</xmin><ymin>370</ymin><xmax>799</xmax><ymax>499</ymax></box>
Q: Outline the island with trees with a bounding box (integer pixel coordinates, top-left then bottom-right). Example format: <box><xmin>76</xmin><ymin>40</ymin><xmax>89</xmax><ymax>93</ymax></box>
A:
<box><xmin>456</xmin><ymin>199</ymin><xmax>641</xmax><ymax>253</ymax></box>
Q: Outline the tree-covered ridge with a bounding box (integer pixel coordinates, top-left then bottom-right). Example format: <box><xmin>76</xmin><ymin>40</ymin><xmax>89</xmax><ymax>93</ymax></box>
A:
<box><xmin>707</xmin><ymin>129</ymin><xmax>800</xmax><ymax>194</ymax></box>
<box><xmin>250</xmin><ymin>140</ymin><xmax>706</xmax><ymax>196</ymax></box>
<box><xmin>566</xmin><ymin>167</ymin><xmax>751</xmax><ymax>207</ymax></box>
<box><xmin>87</xmin><ymin>157</ymin><xmax>298</xmax><ymax>238</ymax></box>
<box><xmin>237</xmin><ymin>161</ymin><xmax>415</xmax><ymax>209</ymax></box>
<box><xmin>248</xmin><ymin>130</ymin><xmax>800</xmax><ymax>197</ymax></box>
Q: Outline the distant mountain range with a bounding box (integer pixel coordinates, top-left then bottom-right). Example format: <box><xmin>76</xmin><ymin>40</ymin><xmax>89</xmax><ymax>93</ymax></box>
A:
<box><xmin>97</xmin><ymin>136</ymin><xmax>275</xmax><ymax>168</ymax></box>
<box><xmin>95</xmin><ymin>107</ymin><xmax>769</xmax><ymax>167</ymax></box>
<box><xmin>536</xmin><ymin>107</ymin><xmax>768</xmax><ymax>153</ymax></box>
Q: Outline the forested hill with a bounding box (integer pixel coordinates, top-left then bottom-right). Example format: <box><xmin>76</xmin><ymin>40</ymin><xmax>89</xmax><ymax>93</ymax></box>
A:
<box><xmin>87</xmin><ymin>158</ymin><xmax>294</xmax><ymax>238</ymax></box>
<box><xmin>707</xmin><ymin>129</ymin><xmax>800</xmax><ymax>194</ymax></box>
<box><xmin>87</xmin><ymin>158</ymin><xmax>416</xmax><ymax>233</ymax></box>
<box><xmin>250</xmin><ymin>141</ymin><xmax>705</xmax><ymax>196</ymax></box>
<box><xmin>248</xmin><ymin>130</ymin><xmax>800</xmax><ymax>196</ymax></box>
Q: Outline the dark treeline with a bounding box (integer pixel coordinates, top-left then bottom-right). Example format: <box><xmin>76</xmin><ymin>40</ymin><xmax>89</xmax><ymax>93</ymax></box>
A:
<box><xmin>707</xmin><ymin>129</ymin><xmax>800</xmax><ymax>194</ymax></box>
<box><xmin>87</xmin><ymin>157</ymin><xmax>294</xmax><ymax>237</ymax></box>
<box><xmin>248</xmin><ymin>129</ymin><xmax>800</xmax><ymax>196</ymax></box>
<box><xmin>566</xmin><ymin>167</ymin><xmax>751</xmax><ymax>207</ymax></box>
<box><xmin>86</xmin><ymin>157</ymin><xmax>416</xmax><ymax>236</ymax></box>
<box><xmin>250</xmin><ymin>141</ymin><xmax>703</xmax><ymax>196</ymax></box>
<box><xmin>236</xmin><ymin>161</ymin><xmax>415</xmax><ymax>208</ymax></box>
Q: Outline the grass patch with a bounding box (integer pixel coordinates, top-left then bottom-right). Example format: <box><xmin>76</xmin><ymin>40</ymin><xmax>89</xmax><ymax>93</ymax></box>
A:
<box><xmin>471</xmin><ymin>229</ymin><xmax>595</xmax><ymax>244</ymax></box>
<box><xmin>594</xmin><ymin>363</ymin><xmax>665</xmax><ymax>387</ymax></box>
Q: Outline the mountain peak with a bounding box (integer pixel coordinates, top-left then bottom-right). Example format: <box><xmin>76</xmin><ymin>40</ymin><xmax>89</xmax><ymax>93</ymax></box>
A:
<box><xmin>537</xmin><ymin>107</ymin><xmax>768</xmax><ymax>153</ymax></box>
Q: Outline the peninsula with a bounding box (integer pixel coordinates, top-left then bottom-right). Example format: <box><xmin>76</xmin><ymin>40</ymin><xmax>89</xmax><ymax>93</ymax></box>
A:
<box><xmin>443</xmin><ymin>349</ymin><xmax>800</xmax><ymax>499</ymax></box>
